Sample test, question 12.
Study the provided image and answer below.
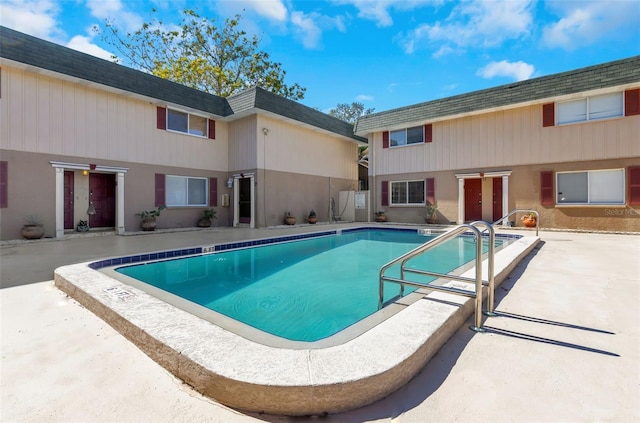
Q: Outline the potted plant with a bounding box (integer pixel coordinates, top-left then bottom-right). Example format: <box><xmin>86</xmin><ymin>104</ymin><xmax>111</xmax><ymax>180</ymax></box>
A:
<box><xmin>76</xmin><ymin>219</ymin><xmax>90</xmax><ymax>232</ymax></box>
<box><xmin>198</xmin><ymin>208</ymin><xmax>217</xmax><ymax>227</ymax></box>
<box><xmin>284</xmin><ymin>211</ymin><xmax>296</xmax><ymax>225</ymax></box>
<box><xmin>307</xmin><ymin>209</ymin><xmax>317</xmax><ymax>224</ymax></box>
<box><xmin>375</xmin><ymin>210</ymin><xmax>387</xmax><ymax>222</ymax></box>
<box><xmin>136</xmin><ymin>205</ymin><xmax>166</xmax><ymax>231</ymax></box>
<box><xmin>424</xmin><ymin>203</ymin><xmax>438</xmax><ymax>224</ymax></box>
<box><xmin>22</xmin><ymin>215</ymin><xmax>45</xmax><ymax>239</ymax></box>
<box><xmin>521</xmin><ymin>212</ymin><xmax>537</xmax><ymax>228</ymax></box>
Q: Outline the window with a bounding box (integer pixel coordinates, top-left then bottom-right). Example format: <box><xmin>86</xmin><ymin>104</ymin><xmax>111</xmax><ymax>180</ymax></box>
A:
<box><xmin>390</xmin><ymin>126</ymin><xmax>424</xmax><ymax>147</ymax></box>
<box><xmin>556</xmin><ymin>169</ymin><xmax>625</xmax><ymax>205</ymax></box>
<box><xmin>391</xmin><ymin>180</ymin><xmax>425</xmax><ymax>205</ymax></box>
<box><xmin>165</xmin><ymin>175</ymin><xmax>208</xmax><ymax>206</ymax></box>
<box><xmin>557</xmin><ymin>92</ymin><xmax>623</xmax><ymax>125</ymax></box>
<box><xmin>167</xmin><ymin>109</ymin><xmax>208</xmax><ymax>137</ymax></box>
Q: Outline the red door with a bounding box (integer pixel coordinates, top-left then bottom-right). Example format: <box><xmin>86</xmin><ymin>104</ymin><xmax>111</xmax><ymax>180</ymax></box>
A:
<box><xmin>64</xmin><ymin>171</ymin><xmax>74</xmax><ymax>229</ymax></box>
<box><xmin>492</xmin><ymin>177</ymin><xmax>503</xmax><ymax>222</ymax></box>
<box><xmin>89</xmin><ymin>173</ymin><xmax>116</xmax><ymax>228</ymax></box>
<box><xmin>464</xmin><ymin>179</ymin><xmax>482</xmax><ymax>222</ymax></box>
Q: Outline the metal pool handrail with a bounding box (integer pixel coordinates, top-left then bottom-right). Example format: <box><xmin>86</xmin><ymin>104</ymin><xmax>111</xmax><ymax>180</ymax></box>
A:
<box><xmin>378</xmin><ymin>224</ymin><xmax>487</xmax><ymax>332</ymax></box>
<box><xmin>492</xmin><ymin>209</ymin><xmax>540</xmax><ymax>236</ymax></box>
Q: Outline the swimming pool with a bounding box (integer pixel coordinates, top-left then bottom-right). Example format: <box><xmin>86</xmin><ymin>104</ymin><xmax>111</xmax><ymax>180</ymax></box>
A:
<box><xmin>54</xmin><ymin>224</ymin><xmax>539</xmax><ymax>416</ymax></box>
<box><xmin>115</xmin><ymin>228</ymin><xmax>502</xmax><ymax>342</ymax></box>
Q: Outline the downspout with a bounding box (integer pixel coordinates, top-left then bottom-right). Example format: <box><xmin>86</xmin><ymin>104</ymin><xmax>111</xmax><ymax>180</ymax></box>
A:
<box><xmin>370</xmin><ymin>133</ymin><xmax>375</xmax><ymax>222</ymax></box>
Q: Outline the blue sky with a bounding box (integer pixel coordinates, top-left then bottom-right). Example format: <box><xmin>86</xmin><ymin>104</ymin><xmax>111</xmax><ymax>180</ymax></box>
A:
<box><xmin>2</xmin><ymin>0</ymin><xmax>639</xmax><ymax>113</ymax></box>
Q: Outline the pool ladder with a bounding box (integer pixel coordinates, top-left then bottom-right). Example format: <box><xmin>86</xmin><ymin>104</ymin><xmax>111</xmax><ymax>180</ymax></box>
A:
<box><xmin>378</xmin><ymin>209</ymin><xmax>540</xmax><ymax>332</ymax></box>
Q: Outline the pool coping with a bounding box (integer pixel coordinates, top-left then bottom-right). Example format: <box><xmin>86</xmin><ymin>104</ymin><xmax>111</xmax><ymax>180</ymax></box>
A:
<box><xmin>54</xmin><ymin>226</ymin><xmax>540</xmax><ymax>416</ymax></box>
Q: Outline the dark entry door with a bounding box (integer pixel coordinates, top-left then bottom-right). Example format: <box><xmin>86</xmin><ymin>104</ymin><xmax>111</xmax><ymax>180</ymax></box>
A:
<box><xmin>239</xmin><ymin>177</ymin><xmax>251</xmax><ymax>224</ymax></box>
<box><xmin>64</xmin><ymin>171</ymin><xmax>74</xmax><ymax>229</ymax></box>
<box><xmin>89</xmin><ymin>173</ymin><xmax>116</xmax><ymax>228</ymax></box>
<box><xmin>464</xmin><ymin>179</ymin><xmax>482</xmax><ymax>222</ymax></box>
<box><xmin>492</xmin><ymin>177</ymin><xmax>503</xmax><ymax>222</ymax></box>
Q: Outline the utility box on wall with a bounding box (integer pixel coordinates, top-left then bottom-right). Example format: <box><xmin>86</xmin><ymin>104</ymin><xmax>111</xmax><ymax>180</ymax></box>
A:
<box><xmin>337</xmin><ymin>190</ymin><xmax>370</xmax><ymax>222</ymax></box>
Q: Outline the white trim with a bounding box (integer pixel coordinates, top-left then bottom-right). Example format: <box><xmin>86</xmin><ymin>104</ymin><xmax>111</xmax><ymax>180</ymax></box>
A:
<box><xmin>50</xmin><ymin>162</ymin><xmax>127</xmax><ymax>236</ymax></box>
<box><xmin>50</xmin><ymin>161</ymin><xmax>129</xmax><ymax>173</ymax></box>
<box><xmin>455</xmin><ymin>171</ymin><xmax>512</xmax><ymax>224</ymax></box>
<box><xmin>455</xmin><ymin>170</ymin><xmax>512</xmax><ymax>179</ymax></box>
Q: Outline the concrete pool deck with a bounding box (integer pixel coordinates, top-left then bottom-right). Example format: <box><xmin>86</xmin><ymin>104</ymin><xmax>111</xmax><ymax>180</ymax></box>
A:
<box><xmin>1</xmin><ymin>224</ymin><xmax>639</xmax><ymax>421</ymax></box>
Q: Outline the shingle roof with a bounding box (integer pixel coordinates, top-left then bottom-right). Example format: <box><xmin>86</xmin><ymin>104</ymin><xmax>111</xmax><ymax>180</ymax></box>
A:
<box><xmin>227</xmin><ymin>87</ymin><xmax>366</xmax><ymax>141</ymax></box>
<box><xmin>0</xmin><ymin>26</ymin><xmax>365</xmax><ymax>143</ymax></box>
<box><xmin>354</xmin><ymin>55</ymin><xmax>640</xmax><ymax>135</ymax></box>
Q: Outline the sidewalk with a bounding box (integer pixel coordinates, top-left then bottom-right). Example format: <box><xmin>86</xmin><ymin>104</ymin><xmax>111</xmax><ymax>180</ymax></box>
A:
<box><xmin>1</xmin><ymin>228</ymin><xmax>639</xmax><ymax>422</ymax></box>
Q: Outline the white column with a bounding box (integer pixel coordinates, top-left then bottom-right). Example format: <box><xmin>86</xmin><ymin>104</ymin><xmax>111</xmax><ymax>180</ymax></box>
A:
<box><xmin>116</xmin><ymin>172</ymin><xmax>125</xmax><ymax>234</ymax></box>
<box><xmin>250</xmin><ymin>175</ymin><xmax>256</xmax><ymax>229</ymax></box>
<box><xmin>233</xmin><ymin>178</ymin><xmax>239</xmax><ymax>227</ymax></box>
<box><xmin>457</xmin><ymin>178</ymin><xmax>465</xmax><ymax>224</ymax></box>
<box><xmin>55</xmin><ymin>167</ymin><xmax>65</xmax><ymax>238</ymax></box>
<box><xmin>502</xmin><ymin>175</ymin><xmax>509</xmax><ymax>227</ymax></box>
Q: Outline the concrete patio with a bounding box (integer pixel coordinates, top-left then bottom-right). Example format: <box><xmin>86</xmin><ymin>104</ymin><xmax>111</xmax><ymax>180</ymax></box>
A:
<box><xmin>1</xmin><ymin>225</ymin><xmax>639</xmax><ymax>422</ymax></box>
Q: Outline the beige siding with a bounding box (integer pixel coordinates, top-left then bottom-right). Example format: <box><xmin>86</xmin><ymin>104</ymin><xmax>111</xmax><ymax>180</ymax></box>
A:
<box><xmin>0</xmin><ymin>66</ymin><xmax>229</xmax><ymax>171</ymax></box>
<box><xmin>228</xmin><ymin>115</ymin><xmax>258</xmax><ymax>170</ymax></box>
<box><xmin>372</xmin><ymin>103</ymin><xmax>640</xmax><ymax>175</ymax></box>
<box><xmin>258</xmin><ymin>115</ymin><xmax>358</xmax><ymax>180</ymax></box>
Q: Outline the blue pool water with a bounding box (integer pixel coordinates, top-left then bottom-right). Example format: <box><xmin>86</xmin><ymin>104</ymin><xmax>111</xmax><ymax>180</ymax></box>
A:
<box><xmin>116</xmin><ymin>229</ymin><xmax>501</xmax><ymax>342</ymax></box>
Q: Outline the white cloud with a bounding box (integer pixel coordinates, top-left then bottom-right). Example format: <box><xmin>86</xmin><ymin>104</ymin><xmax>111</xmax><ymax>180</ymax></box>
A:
<box><xmin>400</xmin><ymin>0</ymin><xmax>534</xmax><ymax>55</ymax></box>
<box><xmin>86</xmin><ymin>0</ymin><xmax>142</xmax><ymax>31</ymax></box>
<box><xmin>477</xmin><ymin>60</ymin><xmax>534</xmax><ymax>81</ymax></box>
<box><xmin>66</xmin><ymin>35</ymin><xmax>113</xmax><ymax>60</ymax></box>
<box><xmin>355</xmin><ymin>94</ymin><xmax>374</xmax><ymax>101</ymax></box>
<box><xmin>291</xmin><ymin>11</ymin><xmax>346</xmax><ymax>49</ymax></box>
<box><xmin>335</xmin><ymin>0</ymin><xmax>442</xmax><ymax>27</ymax></box>
<box><xmin>214</xmin><ymin>0</ymin><xmax>288</xmax><ymax>22</ymax></box>
<box><xmin>542</xmin><ymin>1</ymin><xmax>639</xmax><ymax>50</ymax></box>
<box><xmin>247</xmin><ymin>0</ymin><xmax>288</xmax><ymax>22</ymax></box>
<box><xmin>0</xmin><ymin>0</ymin><xmax>62</xmax><ymax>40</ymax></box>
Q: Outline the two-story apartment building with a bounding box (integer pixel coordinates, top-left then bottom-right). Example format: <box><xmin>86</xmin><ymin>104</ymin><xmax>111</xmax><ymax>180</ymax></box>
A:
<box><xmin>0</xmin><ymin>27</ymin><xmax>365</xmax><ymax>240</ymax></box>
<box><xmin>354</xmin><ymin>57</ymin><xmax>640</xmax><ymax>232</ymax></box>
<box><xmin>1</xmin><ymin>26</ymin><xmax>638</xmax><ymax>239</ymax></box>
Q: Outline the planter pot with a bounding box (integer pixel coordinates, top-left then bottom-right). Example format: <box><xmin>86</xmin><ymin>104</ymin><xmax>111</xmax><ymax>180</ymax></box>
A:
<box><xmin>425</xmin><ymin>215</ymin><xmax>437</xmax><ymax>224</ymax></box>
<box><xmin>140</xmin><ymin>218</ymin><xmax>157</xmax><ymax>231</ymax></box>
<box><xmin>22</xmin><ymin>224</ymin><xmax>44</xmax><ymax>239</ymax></box>
<box><xmin>285</xmin><ymin>216</ymin><xmax>296</xmax><ymax>225</ymax></box>
<box><xmin>307</xmin><ymin>217</ymin><xmax>317</xmax><ymax>224</ymax></box>
<box><xmin>198</xmin><ymin>218</ymin><xmax>212</xmax><ymax>228</ymax></box>
<box><xmin>375</xmin><ymin>215</ymin><xmax>387</xmax><ymax>222</ymax></box>
<box><xmin>522</xmin><ymin>218</ymin><xmax>537</xmax><ymax>228</ymax></box>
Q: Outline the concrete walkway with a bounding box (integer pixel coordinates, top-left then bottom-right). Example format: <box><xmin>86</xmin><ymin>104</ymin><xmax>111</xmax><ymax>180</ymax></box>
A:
<box><xmin>1</xmin><ymin>226</ymin><xmax>639</xmax><ymax>422</ymax></box>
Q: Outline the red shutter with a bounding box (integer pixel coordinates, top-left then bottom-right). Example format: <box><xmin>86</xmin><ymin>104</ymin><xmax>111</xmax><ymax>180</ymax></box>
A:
<box><xmin>625</xmin><ymin>89</ymin><xmax>640</xmax><ymax>116</ymax></box>
<box><xmin>541</xmin><ymin>171</ymin><xmax>554</xmax><ymax>206</ymax></box>
<box><xmin>424</xmin><ymin>124</ymin><xmax>433</xmax><ymax>143</ymax></box>
<box><xmin>629</xmin><ymin>166</ymin><xmax>640</xmax><ymax>206</ymax></box>
<box><xmin>209</xmin><ymin>177</ymin><xmax>218</xmax><ymax>206</ymax></box>
<box><xmin>0</xmin><ymin>161</ymin><xmax>7</xmax><ymax>208</ymax></box>
<box><xmin>208</xmin><ymin>119</ymin><xmax>216</xmax><ymax>139</ymax></box>
<box><xmin>155</xmin><ymin>173</ymin><xmax>165</xmax><ymax>206</ymax></box>
<box><xmin>426</xmin><ymin>178</ymin><xmax>435</xmax><ymax>205</ymax></box>
<box><xmin>156</xmin><ymin>106</ymin><xmax>166</xmax><ymax>130</ymax></box>
<box><xmin>381</xmin><ymin>180</ymin><xmax>389</xmax><ymax>206</ymax></box>
<box><xmin>382</xmin><ymin>131</ymin><xmax>389</xmax><ymax>149</ymax></box>
<box><xmin>542</xmin><ymin>103</ymin><xmax>555</xmax><ymax>127</ymax></box>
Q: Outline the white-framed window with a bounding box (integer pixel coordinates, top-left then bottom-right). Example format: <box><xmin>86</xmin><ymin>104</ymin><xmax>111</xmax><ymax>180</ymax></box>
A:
<box><xmin>166</xmin><ymin>175</ymin><xmax>208</xmax><ymax>206</ymax></box>
<box><xmin>391</xmin><ymin>180</ymin><xmax>425</xmax><ymax>205</ymax></box>
<box><xmin>556</xmin><ymin>169</ymin><xmax>625</xmax><ymax>205</ymax></box>
<box><xmin>390</xmin><ymin>126</ymin><xmax>424</xmax><ymax>147</ymax></box>
<box><xmin>557</xmin><ymin>92</ymin><xmax>623</xmax><ymax>125</ymax></box>
<box><xmin>167</xmin><ymin>109</ymin><xmax>208</xmax><ymax>137</ymax></box>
